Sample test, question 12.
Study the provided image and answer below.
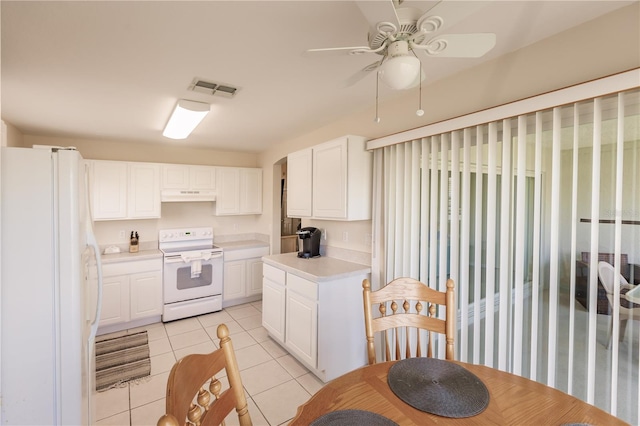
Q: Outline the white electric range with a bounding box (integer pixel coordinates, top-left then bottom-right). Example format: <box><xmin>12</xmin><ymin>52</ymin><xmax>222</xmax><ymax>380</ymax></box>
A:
<box><xmin>159</xmin><ymin>227</ymin><xmax>223</xmax><ymax>322</ymax></box>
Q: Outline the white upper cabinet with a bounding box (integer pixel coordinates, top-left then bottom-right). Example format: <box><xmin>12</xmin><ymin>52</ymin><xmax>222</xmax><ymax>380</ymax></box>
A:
<box><xmin>215</xmin><ymin>167</ymin><xmax>262</xmax><ymax>216</ymax></box>
<box><xmin>161</xmin><ymin>164</ymin><xmax>217</xmax><ymax>191</ymax></box>
<box><xmin>287</xmin><ymin>148</ymin><xmax>313</xmax><ymax>218</ymax></box>
<box><xmin>190</xmin><ymin>165</ymin><xmax>217</xmax><ymax>190</ymax></box>
<box><xmin>240</xmin><ymin>168</ymin><xmax>263</xmax><ymax>214</ymax></box>
<box><xmin>91</xmin><ymin>161</ymin><xmax>128</xmax><ymax>220</ymax></box>
<box><xmin>91</xmin><ymin>160</ymin><xmax>160</xmax><ymax>220</ymax></box>
<box><xmin>287</xmin><ymin>135</ymin><xmax>372</xmax><ymax>221</ymax></box>
<box><xmin>128</xmin><ymin>163</ymin><xmax>161</xmax><ymax>218</ymax></box>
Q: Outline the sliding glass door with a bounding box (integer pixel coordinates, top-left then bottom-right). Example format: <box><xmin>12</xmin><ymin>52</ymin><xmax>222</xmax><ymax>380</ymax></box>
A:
<box><xmin>372</xmin><ymin>85</ymin><xmax>639</xmax><ymax>423</ymax></box>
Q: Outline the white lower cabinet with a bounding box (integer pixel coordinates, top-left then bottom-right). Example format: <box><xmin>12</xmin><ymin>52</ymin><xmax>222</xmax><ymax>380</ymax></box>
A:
<box><xmin>261</xmin><ymin>262</ymin><xmax>368</xmax><ymax>382</ymax></box>
<box><xmin>262</xmin><ymin>274</ymin><xmax>285</xmax><ymax>342</ymax></box>
<box><xmin>97</xmin><ymin>257</ymin><xmax>163</xmax><ymax>334</ymax></box>
<box><xmin>100</xmin><ymin>275</ymin><xmax>130</xmax><ymax>325</ymax></box>
<box><xmin>129</xmin><ymin>271</ymin><xmax>163</xmax><ymax>320</ymax></box>
<box><xmin>222</xmin><ymin>245</ymin><xmax>270</xmax><ymax>307</ymax></box>
<box><xmin>285</xmin><ymin>279</ymin><xmax>317</xmax><ymax>367</ymax></box>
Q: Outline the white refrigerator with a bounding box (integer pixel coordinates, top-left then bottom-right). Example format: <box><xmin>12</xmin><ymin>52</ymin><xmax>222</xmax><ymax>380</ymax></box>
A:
<box><xmin>1</xmin><ymin>146</ymin><xmax>103</xmax><ymax>425</ymax></box>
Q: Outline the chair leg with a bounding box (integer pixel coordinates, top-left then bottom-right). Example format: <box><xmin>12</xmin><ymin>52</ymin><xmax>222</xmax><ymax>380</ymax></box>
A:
<box><xmin>606</xmin><ymin>317</ymin><xmax>613</xmax><ymax>349</ymax></box>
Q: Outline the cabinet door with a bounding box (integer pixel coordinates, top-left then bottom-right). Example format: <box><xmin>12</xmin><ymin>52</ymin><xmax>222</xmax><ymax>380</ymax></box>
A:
<box><xmin>287</xmin><ymin>148</ymin><xmax>312</xmax><ymax>217</ymax></box>
<box><xmin>190</xmin><ymin>166</ymin><xmax>217</xmax><ymax>190</ymax></box>
<box><xmin>313</xmin><ymin>138</ymin><xmax>347</xmax><ymax>219</ymax></box>
<box><xmin>286</xmin><ymin>290</ymin><xmax>317</xmax><ymax>368</ymax></box>
<box><xmin>129</xmin><ymin>270</ymin><xmax>162</xmax><ymax>320</ymax></box>
<box><xmin>262</xmin><ymin>277</ymin><xmax>285</xmax><ymax>343</ymax></box>
<box><xmin>246</xmin><ymin>258</ymin><xmax>263</xmax><ymax>296</ymax></box>
<box><xmin>239</xmin><ymin>168</ymin><xmax>262</xmax><ymax>214</ymax></box>
<box><xmin>223</xmin><ymin>260</ymin><xmax>246</xmax><ymax>300</ymax></box>
<box><xmin>99</xmin><ymin>275</ymin><xmax>130</xmax><ymax>326</ymax></box>
<box><xmin>92</xmin><ymin>161</ymin><xmax>127</xmax><ymax>220</ymax></box>
<box><xmin>161</xmin><ymin>164</ymin><xmax>190</xmax><ymax>189</ymax></box>
<box><xmin>128</xmin><ymin>163</ymin><xmax>161</xmax><ymax>218</ymax></box>
<box><xmin>216</xmin><ymin>168</ymin><xmax>240</xmax><ymax>215</ymax></box>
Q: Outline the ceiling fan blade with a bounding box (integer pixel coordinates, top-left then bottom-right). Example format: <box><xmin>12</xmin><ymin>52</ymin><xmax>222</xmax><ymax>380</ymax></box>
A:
<box><xmin>355</xmin><ymin>0</ymin><xmax>399</xmax><ymax>32</ymax></box>
<box><xmin>342</xmin><ymin>60</ymin><xmax>381</xmax><ymax>88</ymax></box>
<box><xmin>305</xmin><ymin>46</ymin><xmax>374</xmax><ymax>56</ymax></box>
<box><xmin>421</xmin><ymin>33</ymin><xmax>496</xmax><ymax>58</ymax></box>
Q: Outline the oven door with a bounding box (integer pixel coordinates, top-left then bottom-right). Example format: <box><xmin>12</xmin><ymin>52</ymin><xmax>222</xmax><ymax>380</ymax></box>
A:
<box><xmin>163</xmin><ymin>250</ymin><xmax>223</xmax><ymax>303</ymax></box>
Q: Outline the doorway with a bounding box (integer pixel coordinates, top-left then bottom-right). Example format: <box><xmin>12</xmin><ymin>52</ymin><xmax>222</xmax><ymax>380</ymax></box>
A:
<box><xmin>280</xmin><ymin>161</ymin><xmax>300</xmax><ymax>253</ymax></box>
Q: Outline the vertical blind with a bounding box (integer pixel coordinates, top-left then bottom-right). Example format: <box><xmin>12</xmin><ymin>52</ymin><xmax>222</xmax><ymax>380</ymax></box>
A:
<box><xmin>370</xmin><ymin>84</ymin><xmax>640</xmax><ymax>423</ymax></box>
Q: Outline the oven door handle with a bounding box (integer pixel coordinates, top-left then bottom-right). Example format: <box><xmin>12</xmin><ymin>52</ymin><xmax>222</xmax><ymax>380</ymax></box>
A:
<box><xmin>164</xmin><ymin>252</ymin><xmax>223</xmax><ymax>263</ymax></box>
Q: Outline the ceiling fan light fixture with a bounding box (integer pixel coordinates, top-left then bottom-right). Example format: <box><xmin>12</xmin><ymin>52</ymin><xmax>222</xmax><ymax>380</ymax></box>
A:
<box><xmin>163</xmin><ymin>99</ymin><xmax>210</xmax><ymax>139</ymax></box>
<box><xmin>378</xmin><ymin>54</ymin><xmax>421</xmax><ymax>90</ymax></box>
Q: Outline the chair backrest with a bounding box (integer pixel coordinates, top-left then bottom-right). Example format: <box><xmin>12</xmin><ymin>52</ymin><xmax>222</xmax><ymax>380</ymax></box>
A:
<box><xmin>157</xmin><ymin>323</ymin><xmax>252</xmax><ymax>426</ymax></box>
<box><xmin>362</xmin><ymin>277</ymin><xmax>455</xmax><ymax>365</ymax></box>
<box><xmin>583</xmin><ymin>252</ymin><xmax>629</xmax><ymax>277</ymax></box>
<box><xmin>598</xmin><ymin>260</ymin><xmax>631</xmax><ymax>294</ymax></box>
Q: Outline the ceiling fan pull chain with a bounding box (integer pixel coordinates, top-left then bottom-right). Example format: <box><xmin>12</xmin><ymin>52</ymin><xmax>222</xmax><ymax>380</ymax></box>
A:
<box><xmin>374</xmin><ymin>71</ymin><xmax>381</xmax><ymax>123</ymax></box>
<box><xmin>416</xmin><ymin>59</ymin><xmax>424</xmax><ymax>117</ymax></box>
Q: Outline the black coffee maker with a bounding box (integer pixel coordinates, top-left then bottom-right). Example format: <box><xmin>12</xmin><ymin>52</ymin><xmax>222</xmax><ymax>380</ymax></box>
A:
<box><xmin>296</xmin><ymin>227</ymin><xmax>321</xmax><ymax>258</ymax></box>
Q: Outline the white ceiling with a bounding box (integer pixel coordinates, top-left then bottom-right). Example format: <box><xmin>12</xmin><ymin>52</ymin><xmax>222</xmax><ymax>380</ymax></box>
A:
<box><xmin>1</xmin><ymin>1</ymin><xmax>634</xmax><ymax>153</ymax></box>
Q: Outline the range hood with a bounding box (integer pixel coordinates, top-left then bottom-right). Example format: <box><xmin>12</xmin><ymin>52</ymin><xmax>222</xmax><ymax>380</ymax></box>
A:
<box><xmin>161</xmin><ymin>189</ymin><xmax>216</xmax><ymax>202</ymax></box>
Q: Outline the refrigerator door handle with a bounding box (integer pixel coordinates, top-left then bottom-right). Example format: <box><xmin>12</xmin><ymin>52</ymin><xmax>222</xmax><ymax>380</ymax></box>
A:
<box><xmin>84</xmin><ymin>164</ymin><xmax>103</xmax><ymax>339</ymax></box>
<box><xmin>87</xmin><ymin>231</ymin><xmax>103</xmax><ymax>339</ymax></box>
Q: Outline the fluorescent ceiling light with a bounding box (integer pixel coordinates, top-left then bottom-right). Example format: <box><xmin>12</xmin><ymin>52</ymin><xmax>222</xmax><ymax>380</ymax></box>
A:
<box><xmin>163</xmin><ymin>99</ymin><xmax>210</xmax><ymax>139</ymax></box>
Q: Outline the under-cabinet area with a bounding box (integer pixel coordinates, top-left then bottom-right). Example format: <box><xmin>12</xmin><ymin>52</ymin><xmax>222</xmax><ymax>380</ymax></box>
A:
<box><xmin>261</xmin><ymin>253</ymin><xmax>371</xmax><ymax>382</ymax></box>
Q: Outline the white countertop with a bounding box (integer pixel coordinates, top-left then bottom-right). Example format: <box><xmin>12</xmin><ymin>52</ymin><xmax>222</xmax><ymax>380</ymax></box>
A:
<box><xmin>215</xmin><ymin>240</ymin><xmax>269</xmax><ymax>251</ymax></box>
<box><xmin>263</xmin><ymin>252</ymin><xmax>371</xmax><ymax>282</ymax></box>
<box><xmin>100</xmin><ymin>249</ymin><xmax>163</xmax><ymax>264</ymax></box>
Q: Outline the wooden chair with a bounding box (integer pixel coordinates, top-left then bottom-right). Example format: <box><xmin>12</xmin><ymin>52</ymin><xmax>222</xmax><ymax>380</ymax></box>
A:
<box><xmin>362</xmin><ymin>277</ymin><xmax>455</xmax><ymax>364</ymax></box>
<box><xmin>157</xmin><ymin>323</ymin><xmax>252</xmax><ymax>426</ymax></box>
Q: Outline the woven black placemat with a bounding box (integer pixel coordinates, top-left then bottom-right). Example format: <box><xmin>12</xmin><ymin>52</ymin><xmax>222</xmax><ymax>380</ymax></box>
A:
<box><xmin>387</xmin><ymin>357</ymin><xmax>490</xmax><ymax>418</ymax></box>
<box><xmin>310</xmin><ymin>409</ymin><xmax>398</xmax><ymax>426</ymax></box>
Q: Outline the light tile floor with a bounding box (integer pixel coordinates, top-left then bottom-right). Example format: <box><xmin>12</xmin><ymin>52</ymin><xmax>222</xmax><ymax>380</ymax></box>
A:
<box><xmin>94</xmin><ymin>301</ymin><xmax>324</xmax><ymax>426</ymax></box>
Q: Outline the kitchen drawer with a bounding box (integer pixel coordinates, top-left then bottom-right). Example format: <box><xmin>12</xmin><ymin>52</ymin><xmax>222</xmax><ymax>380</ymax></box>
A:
<box><xmin>102</xmin><ymin>258</ymin><xmax>162</xmax><ymax>277</ymax></box>
<box><xmin>224</xmin><ymin>246</ymin><xmax>269</xmax><ymax>262</ymax></box>
<box><xmin>263</xmin><ymin>263</ymin><xmax>285</xmax><ymax>284</ymax></box>
<box><xmin>287</xmin><ymin>273</ymin><xmax>317</xmax><ymax>300</ymax></box>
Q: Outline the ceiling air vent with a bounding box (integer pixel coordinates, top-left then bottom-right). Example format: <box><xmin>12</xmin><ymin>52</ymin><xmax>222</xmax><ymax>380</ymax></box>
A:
<box><xmin>188</xmin><ymin>78</ymin><xmax>239</xmax><ymax>99</ymax></box>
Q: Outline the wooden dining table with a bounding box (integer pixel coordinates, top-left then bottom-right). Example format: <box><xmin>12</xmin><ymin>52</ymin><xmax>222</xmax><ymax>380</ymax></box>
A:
<box><xmin>290</xmin><ymin>360</ymin><xmax>628</xmax><ymax>425</ymax></box>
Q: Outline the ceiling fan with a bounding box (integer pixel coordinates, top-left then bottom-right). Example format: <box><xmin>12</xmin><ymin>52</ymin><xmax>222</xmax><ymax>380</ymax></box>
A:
<box><xmin>307</xmin><ymin>0</ymin><xmax>497</xmax><ymax>91</ymax></box>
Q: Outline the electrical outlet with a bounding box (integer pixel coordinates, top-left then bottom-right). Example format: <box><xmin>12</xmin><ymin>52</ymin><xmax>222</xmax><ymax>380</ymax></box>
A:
<box><xmin>342</xmin><ymin>231</ymin><xmax>349</xmax><ymax>242</ymax></box>
<box><xmin>322</xmin><ymin>229</ymin><xmax>327</xmax><ymax>240</ymax></box>
<box><xmin>119</xmin><ymin>230</ymin><xmax>126</xmax><ymax>240</ymax></box>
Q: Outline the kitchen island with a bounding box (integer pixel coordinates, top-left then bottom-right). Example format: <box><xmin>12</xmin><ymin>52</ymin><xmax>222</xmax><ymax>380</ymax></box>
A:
<box><xmin>262</xmin><ymin>253</ymin><xmax>371</xmax><ymax>382</ymax></box>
